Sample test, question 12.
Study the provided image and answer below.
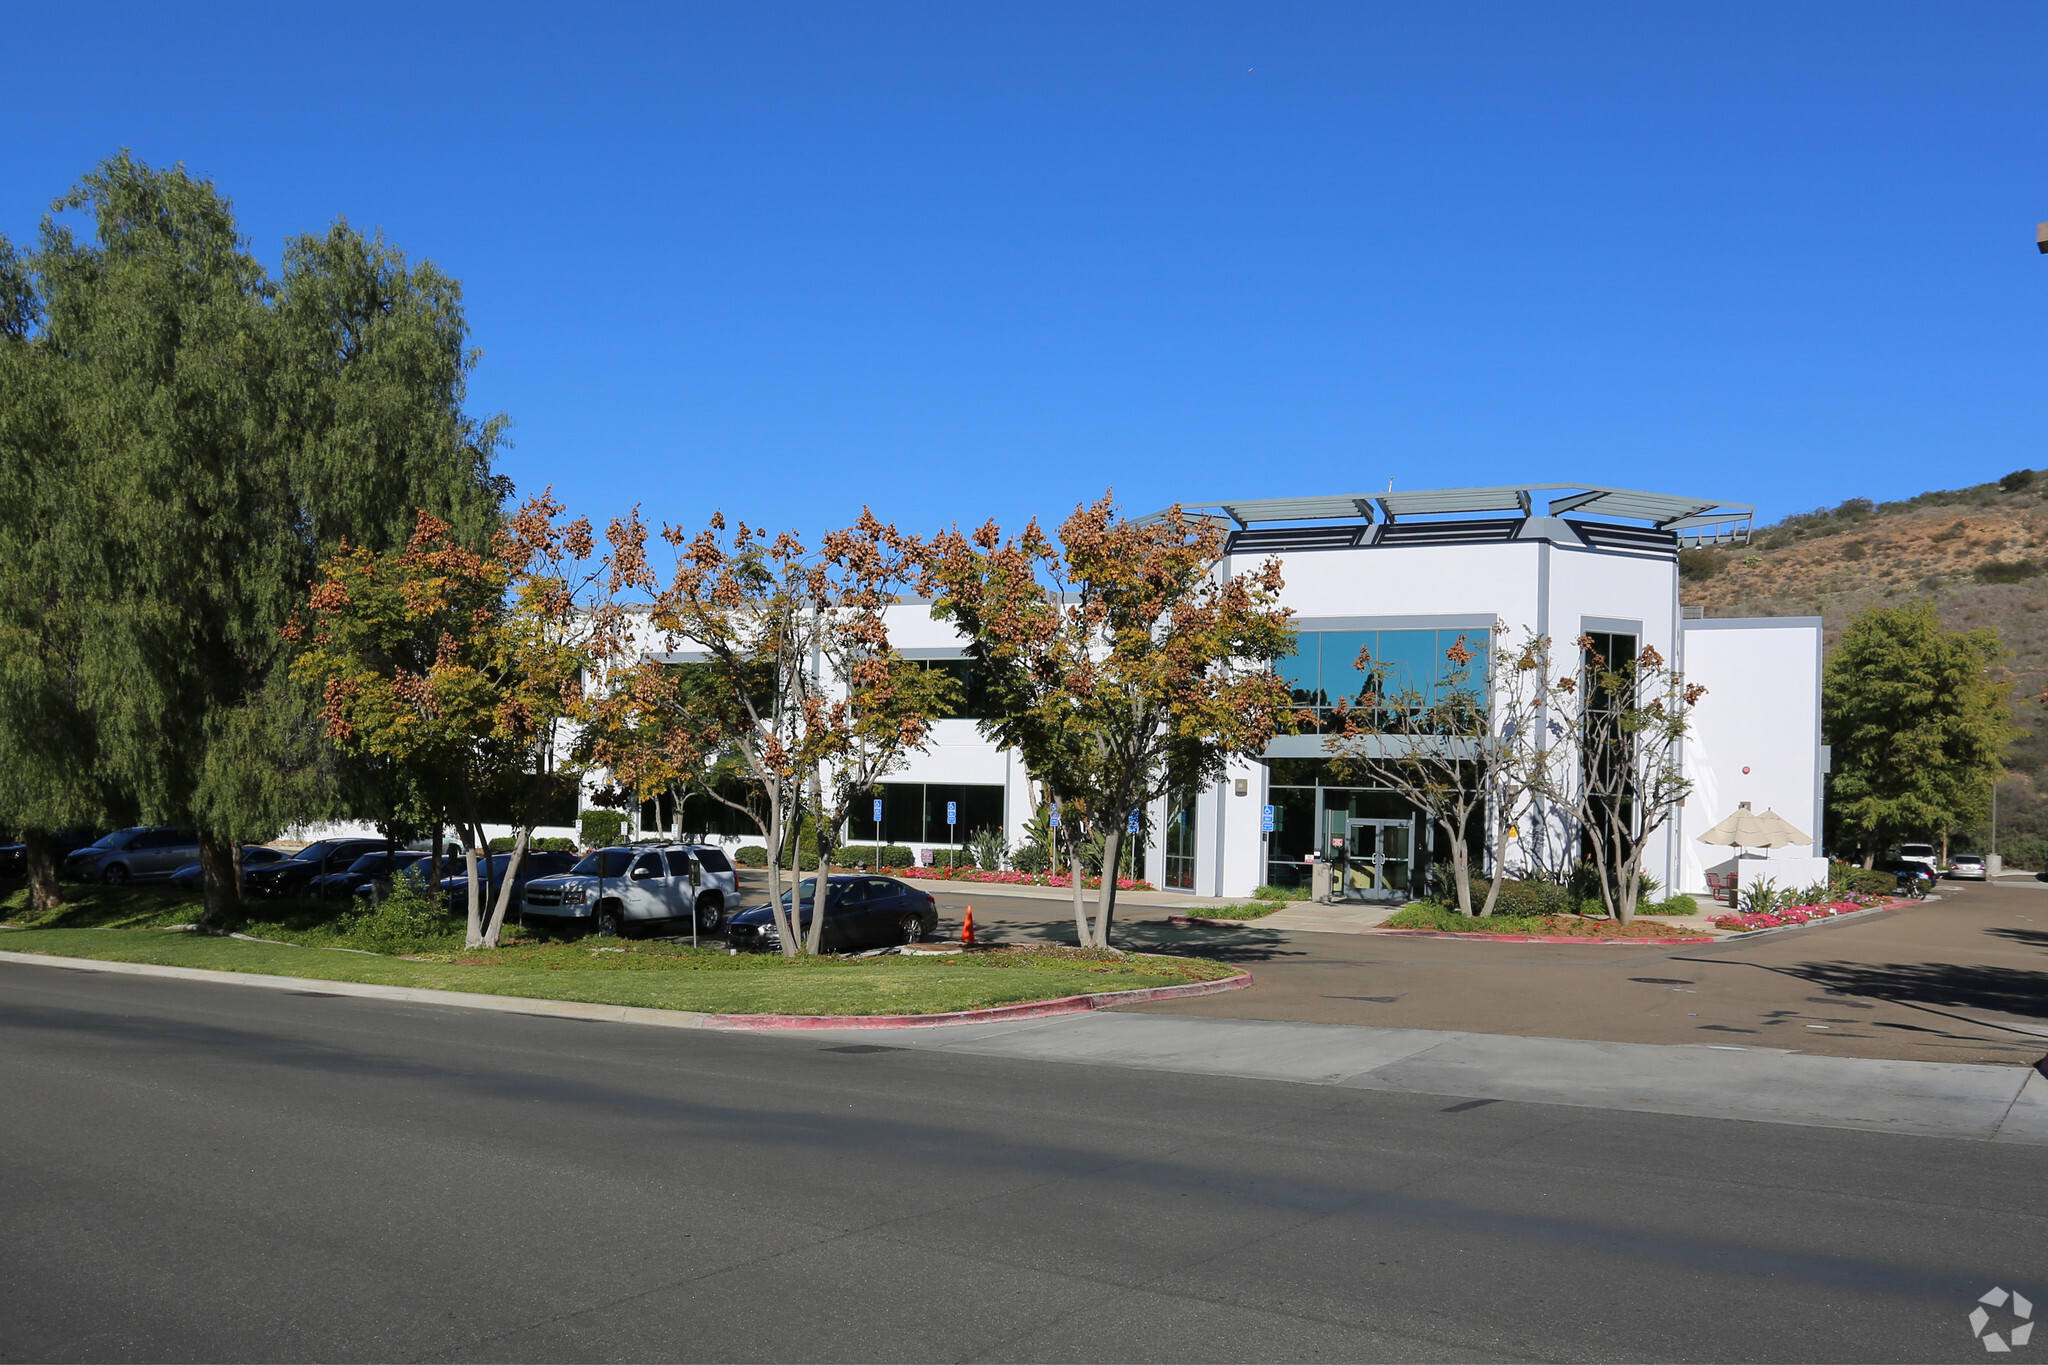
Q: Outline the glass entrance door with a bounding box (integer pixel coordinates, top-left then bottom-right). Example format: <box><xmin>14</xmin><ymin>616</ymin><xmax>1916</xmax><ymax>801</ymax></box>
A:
<box><xmin>1343</xmin><ymin>818</ymin><xmax>1411</xmax><ymax>901</ymax></box>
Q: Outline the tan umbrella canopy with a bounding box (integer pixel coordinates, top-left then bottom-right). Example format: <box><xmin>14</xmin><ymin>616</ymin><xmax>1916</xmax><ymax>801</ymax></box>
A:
<box><xmin>1697</xmin><ymin>801</ymin><xmax>1813</xmax><ymax>849</ymax></box>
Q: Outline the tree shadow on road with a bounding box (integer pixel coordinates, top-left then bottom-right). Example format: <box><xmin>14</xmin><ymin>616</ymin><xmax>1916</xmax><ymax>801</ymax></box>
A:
<box><xmin>1775</xmin><ymin>960</ymin><xmax>2048</xmax><ymax>1022</ymax></box>
<box><xmin>1985</xmin><ymin>926</ymin><xmax>2048</xmax><ymax>952</ymax></box>
<box><xmin>993</xmin><ymin>917</ymin><xmax>1312</xmax><ymax>963</ymax></box>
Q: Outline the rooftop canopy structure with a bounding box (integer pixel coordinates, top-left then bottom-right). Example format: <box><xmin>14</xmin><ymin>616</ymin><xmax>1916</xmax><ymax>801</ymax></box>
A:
<box><xmin>1152</xmin><ymin>482</ymin><xmax>1753</xmax><ymax>547</ymax></box>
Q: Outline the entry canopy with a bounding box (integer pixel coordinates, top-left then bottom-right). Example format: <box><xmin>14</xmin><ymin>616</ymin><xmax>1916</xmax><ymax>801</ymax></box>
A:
<box><xmin>1696</xmin><ymin>802</ymin><xmax>1813</xmax><ymax>849</ymax></box>
<box><xmin>1157</xmin><ymin>482</ymin><xmax>1752</xmax><ymax>540</ymax></box>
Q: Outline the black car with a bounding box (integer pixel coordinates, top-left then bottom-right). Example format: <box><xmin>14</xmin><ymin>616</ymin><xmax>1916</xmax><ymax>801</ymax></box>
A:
<box><xmin>0</xmin><ymin>827</ymin><xmax>106</xmax><ymax>875</ymax></box>
<box><xmin>726</xmin><ymin>874</ymin><xmax>939</xmax><ymax>952</ymax></box>
<box><xmin>436</xmin><ymin>851</ymin><xmax>579</xmax><ymax>916</ymax></box>
<box><xmin>244</xmin><ymin>838</ymin><xmax>389</xmax><ymax>898</ymax></box>
<box><xmin>62</xmin><ymin>827</ymin><xmax>202</xmax><ymax>885</ymax></box>
<box><xmin>166</xmin><ymin>845</ymin><xmax>291</xmax><ymax>891</ymax></box>
<box><xmin>309</xmin><ymin>850</ymin><xmax>430</xmax><ymax>899</ymax></box>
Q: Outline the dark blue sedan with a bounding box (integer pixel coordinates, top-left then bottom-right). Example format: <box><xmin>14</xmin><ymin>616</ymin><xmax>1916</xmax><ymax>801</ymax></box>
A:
<box><xmin>167</xmin><ymin>845</ymin><xmax>290</xmax><ymax>891</ymax></box>
<box><xmin>310</xmin><ymin>850</ymin><xmax>429</xmax><ymax>899</ymax></box>
<box><xmin>725</xmin><ymin>875</ymin><xmax>938</xmax><ymax>952</ymax></box>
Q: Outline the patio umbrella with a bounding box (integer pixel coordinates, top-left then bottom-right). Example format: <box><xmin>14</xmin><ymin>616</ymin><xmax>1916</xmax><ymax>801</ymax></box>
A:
<box><xmin>1696</xmin><ymin>801</ymin><xmax>1813</xmax><ymax>849</ymax></box>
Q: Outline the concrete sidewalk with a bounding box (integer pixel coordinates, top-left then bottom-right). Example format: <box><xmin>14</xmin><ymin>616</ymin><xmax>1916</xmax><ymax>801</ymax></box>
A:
<box><xmin>810</xmin><ymin>1009</ymin><xmax>2048</xmax><ymax>1144</ymax></box>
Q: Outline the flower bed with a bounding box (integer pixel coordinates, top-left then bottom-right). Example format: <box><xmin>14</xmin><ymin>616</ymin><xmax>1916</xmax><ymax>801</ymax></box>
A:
<box><xmin>896</xmin><ymin>866</ymin><xmax>1154</xmax><ymax>891</ymax></box>
<box><xmin>1710</xmin><ymin>896</ymin><xmax>1885</xmax><ymax>933</ymax></box>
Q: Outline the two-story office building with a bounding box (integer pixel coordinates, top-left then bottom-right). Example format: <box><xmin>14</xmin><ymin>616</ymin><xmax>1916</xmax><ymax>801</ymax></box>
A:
<box><xmin>626</xmin><ymin>481</ymin><xmax>1828</xmax><ymax>902</ymax></box>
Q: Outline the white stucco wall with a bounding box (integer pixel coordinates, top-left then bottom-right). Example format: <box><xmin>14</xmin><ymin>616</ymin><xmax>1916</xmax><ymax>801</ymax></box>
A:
<box><xmin>1675</xmin><ymin>618</ymin><xmax>1826</xmax><ymax>897</ymax></box>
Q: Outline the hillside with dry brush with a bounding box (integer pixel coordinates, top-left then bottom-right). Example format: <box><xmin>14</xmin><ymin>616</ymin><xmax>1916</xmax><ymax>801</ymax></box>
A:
<box><xmin>1681</xmin><ymin>471</ymin><xmax>2048</xmax><ymax>856</ymax></box>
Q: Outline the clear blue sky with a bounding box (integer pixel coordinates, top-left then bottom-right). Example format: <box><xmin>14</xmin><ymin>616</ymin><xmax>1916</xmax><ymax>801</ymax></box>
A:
<box><xmin>7</xmin><ymin>2</ymin><xmax>2046</xmax><ymax>541</ymax></box>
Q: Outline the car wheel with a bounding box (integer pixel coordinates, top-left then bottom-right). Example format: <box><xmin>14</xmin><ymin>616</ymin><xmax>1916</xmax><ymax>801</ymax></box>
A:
<box><xmin>102</xmin><ymin>863</ymin><xmax>130</xmax><ymax>887</ymax></box>
<box><xmin>899</xmin><ymin>911</ymin><xmax>926</xmax><ymax>944</ymax></box>
<box><xmin>594</xmin><ymin>902</ymin><xmax>623</xmax><ymax>938</ymax></box>
<box><xmin>695</xmin><ymin>894</ymin><xmax>724</xmax><ymax>933</ymax></box>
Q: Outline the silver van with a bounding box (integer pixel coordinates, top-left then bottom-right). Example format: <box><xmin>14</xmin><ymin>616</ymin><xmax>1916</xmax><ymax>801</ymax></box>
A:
<box><xmin>62</xmin><ymin>827</ymin><xmax>204</xmax><ymax>885</ymax></box>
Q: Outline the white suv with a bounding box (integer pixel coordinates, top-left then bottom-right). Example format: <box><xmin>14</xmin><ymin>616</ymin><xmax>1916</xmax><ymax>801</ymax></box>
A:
<box><xmin>521</xmin><ymin>844</ymin><xmax>738</xmax><ymax>937</ymax></box>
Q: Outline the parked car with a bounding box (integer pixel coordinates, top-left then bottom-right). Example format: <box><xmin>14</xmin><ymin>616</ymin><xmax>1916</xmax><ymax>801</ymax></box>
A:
<box><xmin>0</xmin><ymin>827</ymin><xmax>108</xmax><ymax>875</ymax></box>
<box><xmin>1873</xmin><ymin>858</ymin><xmax>1940</xmax><ymax>893</ymax></box>
<box><xmin>725</xmin><ymin>874</ymin><xmax>939</xmax><ymax>953</ymax></box>
<box><xmin>166</xmin><ymin>844</ymin><xmax>291</xmax><ymax>891</ymax></box>
<box><xmin>522</xmin><ymin>844</ymin><xmax>741</xmax><ymax>936</ymax></box>
<box><xmin>1946</xmin><ymin>854</ymin><xmax>1988</xmax><ymax>881</ymax></box>
<box><xmin>1894</xmin><ymin>843</ymin><xmax>1939</xmax><ymax>872</ymax></box>
<box><xmin>310</xmin><ymin>850</ymin><xmax>430</xmax><ymax>899</ymax></box>
<box><xmin>62</xmin><ymin>827</ymin><xmax>202</xmax><ymax>885</ymax></box>
<box><xmin>243</xmin><ymin>838</ymin><xmax>389</xmax><ymax>898</ymax></box>
<box><xmin>437</xmin><ymin>850</ymin><xmax>580</xmax><ymax>915</ymax></box>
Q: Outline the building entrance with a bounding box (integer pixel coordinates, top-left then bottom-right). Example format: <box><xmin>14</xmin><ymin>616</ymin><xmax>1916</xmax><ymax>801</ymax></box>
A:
<box><xmin>1326</xmin><ymin>817</ymin><xmax>1411</xmax><ymax>901</ymax></box>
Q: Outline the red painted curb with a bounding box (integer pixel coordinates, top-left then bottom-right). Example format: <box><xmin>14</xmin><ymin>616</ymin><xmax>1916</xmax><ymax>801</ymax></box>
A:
<box><xmin>1365</xmin><ymin>929</ymin><xmax>1717</xmax><ymax>945</ymax></box>
<box><xmin>702</xmin><ymin>967</ymin><xmax>1253</xmax><ymax>1031</ymax></box>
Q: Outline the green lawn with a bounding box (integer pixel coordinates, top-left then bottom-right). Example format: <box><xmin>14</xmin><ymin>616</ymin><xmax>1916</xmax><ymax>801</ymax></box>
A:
<box><xmin>1189</xmin><ymin>902</ymin><xmax>1284</xmax><ymax>920</ymax></box>
<box><xmin>0</xmin><ymin>925</ymin><xmax>1236</xmax><ymax>1016</ymax></box>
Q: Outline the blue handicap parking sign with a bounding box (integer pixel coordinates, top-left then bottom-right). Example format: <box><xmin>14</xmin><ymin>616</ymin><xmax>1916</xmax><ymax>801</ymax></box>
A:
<box><xmin>946</xmin><ymin>801</ymin><xmax>957</xmax><ymax>826</ymax></box>
<box><xmin>872</xmin><ymin>798</ymin><xmax>882</xmax><ymax>822</ymax></box>
<box><xmin>1127</xmin><ymin>810</ymin><xmax>1140</xmax><ymax>833</ymax></box>
<box><xmin>1261</xmin><ymin>804</ymin><xmax>1276</xmax><ymax>832</ymax></box>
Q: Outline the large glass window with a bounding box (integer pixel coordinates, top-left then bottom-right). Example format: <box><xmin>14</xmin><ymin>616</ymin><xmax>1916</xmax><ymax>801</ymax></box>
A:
<box><xmin>911</xmin><ymin>658</ymin><xmax>995</xmax><ymax>721</ymax></box>
<box><xmin>844</xmin><ymin>782</ymin><xmax>1005</xmax><ymax>845</ymax></box>
<box><xmin>1280</xmin><ymin>629</ymin><xmax>1490</xmax><ymax>731</ymax></box>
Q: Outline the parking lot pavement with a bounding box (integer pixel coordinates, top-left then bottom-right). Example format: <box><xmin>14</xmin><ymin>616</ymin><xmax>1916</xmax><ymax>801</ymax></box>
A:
<box><xmin>726</xmin><ymin>873</ymin><xmax>2048</xmax><ymax>1066</ymax></box>
<box><xmin>1112</xmin><ymin>879</ymin><xmax>2048</xmax><ymax>1067</ymax></box>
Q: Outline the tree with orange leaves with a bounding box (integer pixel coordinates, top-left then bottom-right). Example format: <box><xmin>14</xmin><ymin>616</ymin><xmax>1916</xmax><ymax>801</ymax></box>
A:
<box><xmin>582</xmin><ymin>507</ymin><xmax>953</xmax><ymax>956</ymax></box>
<box><xmin>291</xmin><ymin>493</ymin><xmax>632</xmax><ymax>946</ymax></box>
<box><xmin>913</xmin><ymin>494</ymin><xmax>1296</xmax><ymax>947</ymax></box>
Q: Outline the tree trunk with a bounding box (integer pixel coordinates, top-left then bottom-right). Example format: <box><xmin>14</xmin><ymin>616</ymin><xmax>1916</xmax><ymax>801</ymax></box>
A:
<box><xmin>1069</xmin><ymin>845</ymin><xmax>1092</xmax><ymax>948</ymax></box>
<box><xmin>23</xmin><ymin>828</ymin><xmax>61</xmax><ymax>917</ymax></box>
<box><xmin>197</xmin><ymin>832</ymin><xmax>240</xmax><ymax>930</ymax></box>
<box><xmin>463</xmin><ymin>841</ymin><xmax>484</xmax><ymax>947</ymax></box>
<box><xmin>1444</xmin><ymin>817</ymin><xmax>1474</xmax><ymax>915</ymax></box>
<box><xmin>482</xmin><ymin>826</ymin><xmax>530</xmax><ymax>947</ymax></box>
<box><xmin>776</xmin><ymin>795</ymin><xmax>802</xmax><ymax>958</ymax></box>
<box><xmin>426</xmin><ymin>817</ymin><xmax>445</xmax><ymax>901</ymax></box>
<box><xmin>1092</xmin><ymin>826</ymin><xmax>1124</xmax><ymax>947</ymax></box>
<box><xmin>1480</xmin><ymin>819</ymin><xmax>1511</xmax><ymax>917</ymax></box>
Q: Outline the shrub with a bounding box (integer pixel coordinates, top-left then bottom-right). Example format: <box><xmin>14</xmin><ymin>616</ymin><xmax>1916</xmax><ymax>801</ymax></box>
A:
<box><xmin>579</xmin><ymin>810</ymin><xmax>627</xmax><ymax>847</ymax></box>
<box><xmin>733</xmin><ymin>845</ymin><xmax>768</xmax><ymax>868</ymax></box>
<box><xmin>830</xmin><ymin>844</ymin><xmax>916</xmax><ymax>868</ymax></box>
<box><xmin>966</xmin><ymin>826</ymin><xmax>1008</xmax><ymax>872</ymax></box>
<box><xmin>1252</xmin><ymin>884</ymin><xmax>1292</xmax><ymax>902</ymax></box>
<box><xmin>1640</xmin><ymin>893</ymin><xmax>1698</xmax><ymax>916</ymax></box>
<box><xmin>1996</xmin><ymin>834</ymin><xmax>2048</xmax><ymax>871</ymax></box>
<box><xmin>1975</xmin><ymin>559</ymin><xmax>2040</xmax><ymax>585</ymax></box>
<box><xmin>1678</xmin><ymin>548</ymin><xmax>1723</xmax><ymax>581</ymax></box>
<box><xmin>486</xmin><ymin>836</ymin><xmax>578</xmax><ymax>854</ymax></box>
<box><xmin>1384</xmin><ymin>900</ymin><xmax>1548</xmax><ymax>932</ymax></box>
<box><xmin>1012</xmin><ymin>842</ymin><xmax>1052</xmax><ymax>874</ymax></box>
<box><xmin>928</xmin><ymin>848</ymin><xmax>976</xmax><ymax>869</ymax></box>
<box><xmin>2002</xmin><ymin>469</ymin><xmax>2037</xmax><ymax>493</ymax></box>
<box><xmin>1737</xmin><ymin>877</ymin><xmax>1781</xmax><ymax>915</ymax></box>
<box><xmin>338</xmin><ymin>881</ymin><xmax>455</xmax><ymax>954</ymax></box>
<box><xmin>1475</xmin><ymin>877</ymin><xmax>1574</xmax><ymax>917</ymax></box>
<box><xmin>1842</xmin><ymin>540</ymin><xmax>1868</xmax><ymax>561</ymax></box>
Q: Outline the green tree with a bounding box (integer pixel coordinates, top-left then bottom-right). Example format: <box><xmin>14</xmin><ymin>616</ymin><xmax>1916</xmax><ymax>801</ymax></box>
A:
<box><xmin>294</xmin><ymin>500</ymin><xmax>620</xmax><ymax>947</ymax></box>
<box><xmin>21</xmin><ymin>154</ymin><xmax>502</xmax><ymax>925</ymax></box>
<box><xmin>0</xmin><ymin>233</ymin><xmax>122</xmax><ymax>912</ymax></box>
<box><xmin>914</xmin><ymin>496</ymin><xmax>1297</xmax><ymax>946</ymax></box>
<box><xmin>1824</xmin><ymin>603</ymin><xmax>2014</xmax><ymax>864</ymax></box>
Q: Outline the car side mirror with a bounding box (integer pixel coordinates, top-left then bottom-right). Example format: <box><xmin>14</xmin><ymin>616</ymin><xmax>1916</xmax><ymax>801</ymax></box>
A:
<box><xmin>630</xmin><ymin>866</ymin><xmax>655</xmax><ymax>880</ymax></box>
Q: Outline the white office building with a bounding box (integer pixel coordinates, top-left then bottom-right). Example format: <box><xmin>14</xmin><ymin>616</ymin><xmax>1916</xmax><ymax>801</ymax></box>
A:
<box><xmin>624</xmin><ymin>482</ymin><xmax>1829</xmax><ymax>902</ymax></box>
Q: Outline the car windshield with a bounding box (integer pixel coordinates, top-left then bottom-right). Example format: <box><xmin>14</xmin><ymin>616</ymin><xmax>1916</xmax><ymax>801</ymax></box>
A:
<box><xmin>778</xmin><ymin>879</ymin><xmax>847</xmax><ymax>907</ymax></box>
<box><xmin>572</xmin><ymin>849</ymin><xmax>635</xmax><ymax>877</ymax></box>
<box><xmin>88</xmin><ymin>830</ymin><xmax>137</xmax><ymax>850</ymax></box>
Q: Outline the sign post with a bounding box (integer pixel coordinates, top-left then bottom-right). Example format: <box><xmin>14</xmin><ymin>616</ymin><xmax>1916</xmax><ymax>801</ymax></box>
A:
<box><xmin>946</xmin><ymin>800</ymin><xmax>958</xmax><ymax>867</ymax></box>
<box><xmin>872</xmin><ymin>797</ymin><xmax>883</xmax><ymax>869</ymax></box>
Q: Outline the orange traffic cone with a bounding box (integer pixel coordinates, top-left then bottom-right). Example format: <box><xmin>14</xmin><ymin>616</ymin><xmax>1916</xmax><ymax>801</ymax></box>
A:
<box><xmin>961</xmin><ymin>905</ymin><xmax>976</xmax><ymax>946</ymax></box>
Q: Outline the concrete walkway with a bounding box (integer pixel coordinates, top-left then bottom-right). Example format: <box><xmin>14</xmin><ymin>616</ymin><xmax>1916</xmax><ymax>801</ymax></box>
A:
<box><xmin>810</xmin><ymin>1009</ymin><xmax>2048</xmax><ymax>1144</ymax></box>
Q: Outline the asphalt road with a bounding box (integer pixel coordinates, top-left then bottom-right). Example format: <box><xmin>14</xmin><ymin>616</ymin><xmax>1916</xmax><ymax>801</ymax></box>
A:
<box><xmin>5</xmin><ymin>962</ymin><xmax>2044</xmax><ymax>1362</ymax></box>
